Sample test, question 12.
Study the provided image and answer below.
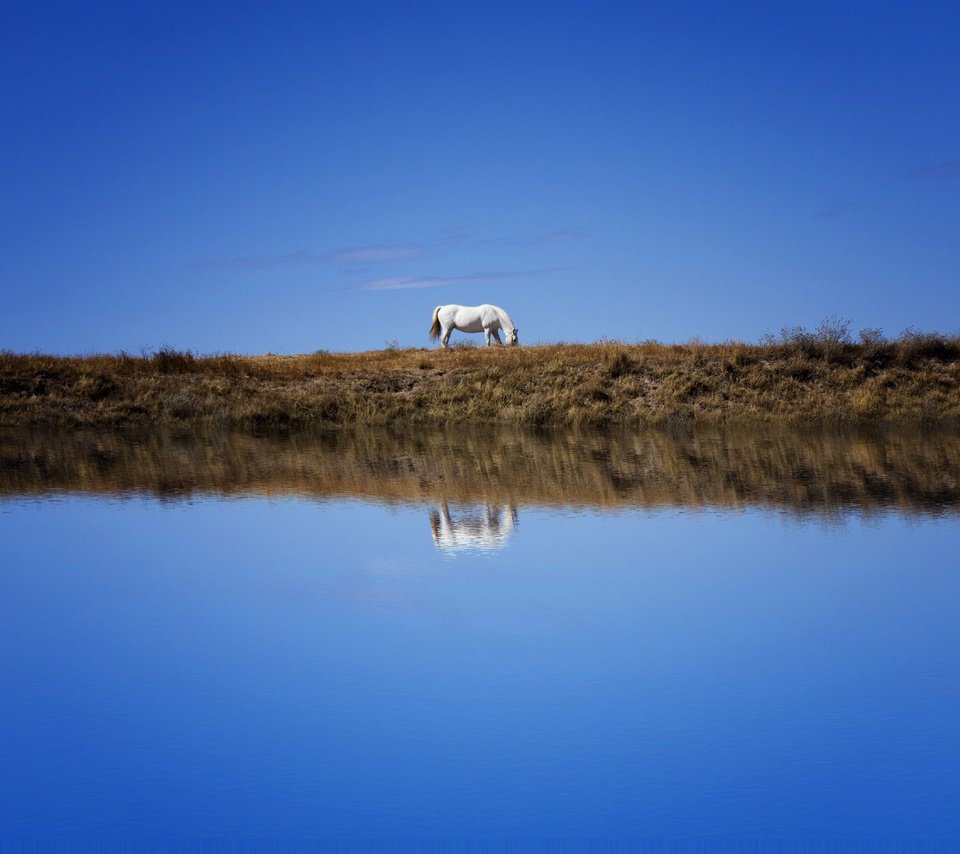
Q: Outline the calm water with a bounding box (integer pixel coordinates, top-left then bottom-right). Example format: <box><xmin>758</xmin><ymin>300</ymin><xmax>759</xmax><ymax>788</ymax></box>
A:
<box><xmin>2</xmin><ymin>426</ymin><xmax>960</xmax><ymax>842</ymax></box>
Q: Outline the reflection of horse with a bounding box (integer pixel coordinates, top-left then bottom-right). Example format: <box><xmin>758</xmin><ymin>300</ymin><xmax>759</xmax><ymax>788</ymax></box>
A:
<box><xmin>429</xmin><ymin>502</ymin><xmax>518</xmax><ymax>553</ymax></box>
<box><xmin>429</xmin><ymin>304</ymin><xmax>519</xmax><ymax>347</ymax></box>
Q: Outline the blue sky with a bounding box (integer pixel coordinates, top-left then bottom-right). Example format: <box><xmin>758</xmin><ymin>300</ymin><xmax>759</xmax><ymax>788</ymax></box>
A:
<box><xmin>2</xmin><ymin>1</ymin><xmax>958</xmax><ymax>354</ymax></box>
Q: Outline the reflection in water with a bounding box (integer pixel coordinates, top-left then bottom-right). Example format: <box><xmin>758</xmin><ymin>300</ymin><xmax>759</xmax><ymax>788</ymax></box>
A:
<box><xmin>429</xmin><ymin>502</ymin><xmax>517</xmax><ymax>553</ymax></box>
<box><xmin>3</xmin><ymin>426</ymin><xmax>960</xmax><ymax>839</ymax></box>
<box><xmin>2</xmin><ymin>424</ymin><xmax>960</xmax><ymax>517</ymax></box>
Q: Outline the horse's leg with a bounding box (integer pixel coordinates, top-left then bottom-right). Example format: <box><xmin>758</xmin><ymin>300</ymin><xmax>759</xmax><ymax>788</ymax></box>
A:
<box><xmin>484</xmin><ymin>329</ymin><xmax>492</xmax><ymax>346</ymax></box>
<box><xmin>440</xmin><ymin>325</ymin><xmax>452</xmax><ymax>348</ymax></box>
<box><xmin>491</xmin><ymin>328</ymin><xmax>503</xmax><ymax>346</ymax></box>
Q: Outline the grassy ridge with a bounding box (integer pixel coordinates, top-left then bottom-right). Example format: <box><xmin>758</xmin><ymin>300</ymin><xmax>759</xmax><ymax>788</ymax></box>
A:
<box><xmin>2</xmin><ymin>332</ymin><xmax>960</xmax><ymax>427</ymax></box>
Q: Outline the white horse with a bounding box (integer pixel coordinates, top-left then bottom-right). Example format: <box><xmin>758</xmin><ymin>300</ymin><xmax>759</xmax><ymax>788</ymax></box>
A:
<box><xmin>429</xmin><ymin>304</ymin><xmax>519</xmax><ymax>347</ymax></box>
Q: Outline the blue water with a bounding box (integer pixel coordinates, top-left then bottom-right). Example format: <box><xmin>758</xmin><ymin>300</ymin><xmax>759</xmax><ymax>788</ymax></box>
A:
<box><xmin>2</xmin><ymin>494</ymin><xmax>959</xmax><ymax>842</ymax></box>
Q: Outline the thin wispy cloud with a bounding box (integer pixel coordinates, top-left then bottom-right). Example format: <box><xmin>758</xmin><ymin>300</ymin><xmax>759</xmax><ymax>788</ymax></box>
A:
<box><xmin>331</xmin><ymin>243</ymin><xmax>428</xmax><ymax>263</ymax></box>
<box><xmin>188</xmin><ymin>228</ymin><xmax>586</xmax><ymax>274</ymax></box>
<box><xmin>188</xmin><ymin>250</ymin><xmax>327</xmax><ymax>272</ymax></box>
<box><xmin>479</xmin><ymin>228</ymin><xmax>589</xmax><ymax>249</ymax></box>
<box><xmin>358</xmin><ymin>268</ymin><xmax>569</xmax><ymax>291</ymax></box>
<box><xmin>523</xmin><ymin>227</ymin><xmax>590</xmax><ymax>245</ymax></box>
<box><xmin>191</xmin><ymin>241</ymin><xmax>432</xmax><ymax>273</ymax></box>
<box><xmin>334</xmin><ymin>229</ymin><xmax>585</xmax><ymax>260</ymax></box>
<box><xmin>906</xmin><ymin>161</ymin><xmax>960</xmax><ymax>181</ymax></box>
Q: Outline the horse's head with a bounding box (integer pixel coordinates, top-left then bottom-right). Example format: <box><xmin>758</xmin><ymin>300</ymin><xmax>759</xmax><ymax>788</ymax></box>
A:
<box><xmin>506</xmin><ymin>327</ymin><xmax>519</xmax><ymax>346</ymax></box>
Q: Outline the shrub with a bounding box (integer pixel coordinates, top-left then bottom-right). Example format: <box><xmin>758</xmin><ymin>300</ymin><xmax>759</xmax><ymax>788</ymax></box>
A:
<box><xmin>762</xmin><ymin>316</ymin><xmax>852</xmax><ymax>361</ymax></box>
<box><xmin>858</xmin><ymin>328</ymin><xmax>886</xmax><ymax>347</ymax></box>
<box><xmin>151</xmin><ymin>346</ymin><xmax>197</xmax><ymax>374</ymax></box>
<box><xmin>814</xmin><ymin>315</ymin><xmax>852</xmax><ymax>347</ymax></box>
<box><xmin>896</xmin><ymin>329</ymin><xmax>960</xmax><ymax>365</ymax></box>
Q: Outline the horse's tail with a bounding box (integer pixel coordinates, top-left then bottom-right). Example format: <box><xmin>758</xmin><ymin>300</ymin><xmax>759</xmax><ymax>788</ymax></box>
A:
<box><xmin>429</xmin><ymin>306</ymin><xmax>443</xmax><ymax>341</ymax></box>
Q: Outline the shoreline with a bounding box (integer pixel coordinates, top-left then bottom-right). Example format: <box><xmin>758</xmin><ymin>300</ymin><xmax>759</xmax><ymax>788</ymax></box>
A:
<box><xmin>2</xmin><ymin>339</ymin><xmax>959</xmax><ymax>428</ymax></box>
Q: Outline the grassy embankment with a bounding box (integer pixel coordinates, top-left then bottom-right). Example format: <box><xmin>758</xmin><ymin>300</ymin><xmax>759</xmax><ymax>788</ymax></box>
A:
<box><xmin>2</xmin><ymin>327</ymin><xmax>960</xmax><ymax>427</ymax></box>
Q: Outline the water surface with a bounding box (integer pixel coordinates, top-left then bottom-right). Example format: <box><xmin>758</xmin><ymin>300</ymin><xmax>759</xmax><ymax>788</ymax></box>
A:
<box><xmin>2</xmin><ymin>426</ymin><xmax>959</xmax><ymax>841</ymax></box>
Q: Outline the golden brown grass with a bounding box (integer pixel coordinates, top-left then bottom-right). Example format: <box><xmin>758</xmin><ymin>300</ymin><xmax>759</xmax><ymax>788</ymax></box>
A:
<box><xmin>2</xmin><ymin>334</ymin><xmax>960</xmax><ymax>427</ymax></box>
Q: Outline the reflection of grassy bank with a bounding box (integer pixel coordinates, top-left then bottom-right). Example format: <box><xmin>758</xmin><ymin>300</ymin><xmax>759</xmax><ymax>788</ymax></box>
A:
<box><xmin>3</xmin><ymin>425</ymin><xmax>959</xmax><ymax>515</ymax></box>
<box><xmin>2</xmin><ymin>335</ymin><xmax>960</xmax><ymax>427</ymax></box>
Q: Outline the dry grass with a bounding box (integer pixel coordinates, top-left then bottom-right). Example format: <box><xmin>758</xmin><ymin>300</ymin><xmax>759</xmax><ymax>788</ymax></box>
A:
<box><xmin>2</xmin><ymin>333</ymin><xmax>960</xmax><ymax>427</ymax></box>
